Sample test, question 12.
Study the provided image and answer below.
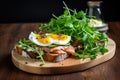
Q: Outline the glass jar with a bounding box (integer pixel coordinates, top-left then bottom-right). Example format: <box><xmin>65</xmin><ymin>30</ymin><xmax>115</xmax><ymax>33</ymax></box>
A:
<box><xmin>87</xmin><ymin>1</ymin><xmax>108</xmax><ymax>33</ymax></box>
<box><xmin>87</xmin><ymin>1</ymin><xmax>104</xmax><ymax>21</ymax></box>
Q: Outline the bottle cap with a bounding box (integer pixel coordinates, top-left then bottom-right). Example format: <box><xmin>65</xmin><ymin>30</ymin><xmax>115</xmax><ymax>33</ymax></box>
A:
<box><xmin>87</xmin><ymin>1</ymin><xmax>102</xmax><ymax>7</ymax></box>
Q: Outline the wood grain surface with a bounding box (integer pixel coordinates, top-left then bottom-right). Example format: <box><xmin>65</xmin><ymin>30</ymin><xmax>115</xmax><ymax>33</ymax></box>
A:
<box><xmin>0</xmin><ymin>22</ymin><xmax>120</xmax><ymax>80</ymax></box>
<box><xmin>11</xmin><ymin>38</ymin><xmax>116</xmax><ymax>74</ymax></box>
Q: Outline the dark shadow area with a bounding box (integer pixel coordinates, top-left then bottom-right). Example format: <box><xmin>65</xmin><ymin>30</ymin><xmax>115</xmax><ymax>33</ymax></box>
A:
<box><xmin>0</xmin><ymin>0</ymin><xmax>119</xmax><ymax>23</ymax></box>
<box><xmin>0</xmin><ymin>54</ymin><xmax>18</xmax><ymax>72</ymax></box>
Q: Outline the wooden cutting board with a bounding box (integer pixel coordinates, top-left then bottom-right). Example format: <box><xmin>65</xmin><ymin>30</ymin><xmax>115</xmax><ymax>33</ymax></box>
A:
<box><xmin>11</xmin><ymin>38</ymin><xmax>116</xmax><ymax>74</ymax></box>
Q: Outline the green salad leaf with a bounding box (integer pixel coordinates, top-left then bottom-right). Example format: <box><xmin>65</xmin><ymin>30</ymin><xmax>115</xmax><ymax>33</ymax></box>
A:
<box><xmin>18</xmin><ymin>38</ymin><xmax>45</xmax><ymax>64</ymax></box>
<box><xmin>39</xmin><ymin>1</ymin><xmax>108</xmax><ymax>59</ymax></box>
<box><xmin>17</xmin><ymin>1</ymin><xmax>108</xmax><ymax>64</ymax></box>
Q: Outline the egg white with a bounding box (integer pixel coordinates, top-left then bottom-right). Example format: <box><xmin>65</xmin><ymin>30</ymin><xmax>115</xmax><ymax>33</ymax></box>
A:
<box><xmin>29</xmin><ymin>32</ymin><xmax>53</xmax><ymax>46</ymax></box>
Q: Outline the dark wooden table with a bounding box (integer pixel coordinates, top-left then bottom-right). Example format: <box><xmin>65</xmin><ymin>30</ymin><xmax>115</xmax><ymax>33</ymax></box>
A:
<box><xmin>0</xmin><ymin>22</ymin><xmax>120</xmax><ymax>80</ymax></box>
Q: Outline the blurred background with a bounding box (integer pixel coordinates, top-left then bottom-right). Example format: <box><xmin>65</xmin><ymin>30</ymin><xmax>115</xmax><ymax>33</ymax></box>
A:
<box><xmin>0</xmin><ymin>0</ymin><xmax>119</xmax><ymax>23</ymax></box>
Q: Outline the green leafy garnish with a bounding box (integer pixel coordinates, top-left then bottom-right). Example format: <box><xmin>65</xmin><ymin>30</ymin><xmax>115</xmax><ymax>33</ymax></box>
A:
<box><xmin>39</xmin><ymin>1</ymin><xmax>108</xmax><ymax>59</ymax></box>
<box><xmin>17</xmin><ymin>1</ymin><xmax>108</xmax><ymax>63</ymax></box>
<box><xmin>18</xmin><ymin>38</ymin><xmax>45</xmax><ymax>65</ymax></box>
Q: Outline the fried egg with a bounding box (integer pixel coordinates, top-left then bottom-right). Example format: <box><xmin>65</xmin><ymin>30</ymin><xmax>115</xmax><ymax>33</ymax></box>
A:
<box><xmin>48</xmin><ymin>34</ymin><xmax>71</xmax><ymax>45</ymax></box>
<box><xmin>29</xmin><ymin>32</ymin><xmax>53</xmax><ymax>46</ymax></box>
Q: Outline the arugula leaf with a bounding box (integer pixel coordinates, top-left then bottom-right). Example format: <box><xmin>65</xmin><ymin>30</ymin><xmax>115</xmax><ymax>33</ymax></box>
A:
<box><xmin>18</xmin><ymin>38</ymin><xmax>45</xmax><ymax>65</ymax></box>
<box><xmin>38</xmin><ymin>1</ymin><xmax>109</xmax><ymax>59</ymax></box>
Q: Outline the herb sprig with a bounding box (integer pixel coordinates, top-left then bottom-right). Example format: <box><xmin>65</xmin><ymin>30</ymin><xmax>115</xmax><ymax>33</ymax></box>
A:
<box><xmin>39</xmin><ymin>1</ymin><xmax>108</xmax><ymax>59</ymax></box>
<box><xmin>18</xmin><ymin>38</ymin><xmax>45</xmax><ymax>64</ymax></box>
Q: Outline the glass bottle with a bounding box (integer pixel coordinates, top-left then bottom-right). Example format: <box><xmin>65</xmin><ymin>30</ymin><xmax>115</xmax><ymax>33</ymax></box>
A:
<box><xmin>87</xmin><ymin>1</ymin><xmax>104</xmax><ymax>21</ymax></box>
<box><xmin>87</xmin><ymin>1</ymin><xmax>108</xmax><ymax>33</ymax></box>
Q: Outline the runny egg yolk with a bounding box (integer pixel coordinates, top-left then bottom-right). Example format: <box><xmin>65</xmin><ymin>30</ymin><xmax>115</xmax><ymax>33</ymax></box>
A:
<box><xmin>49</xmin><ymin>34</ymin><xmax>68</xmax><ymax>41</ymax></box>
<box><xmin>35</xmin><ymin>34</ymin><xmax>51</xmax><ymax>44</ymax></box>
